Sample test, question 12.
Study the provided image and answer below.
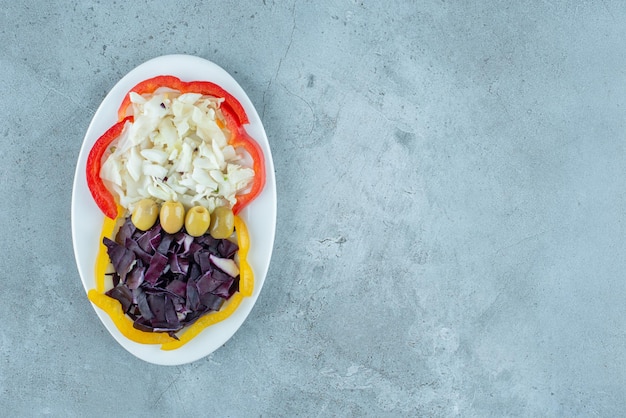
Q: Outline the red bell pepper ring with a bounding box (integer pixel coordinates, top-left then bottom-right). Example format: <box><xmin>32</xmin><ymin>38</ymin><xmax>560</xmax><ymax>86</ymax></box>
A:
<box><xmin>220</xmin><ymin>106</ymin><xmax>266</xmax><ymax>215</ymax></box>
<box><xmin>91</xmin><ymin>76</ymin><xmax>263</xmax><ymax>218</ymax></box>
<box><xmin>117</xmin><ymin>75</ymin><xmax>249</xmax><ymax>126</ymax></box>
<box><xmin>231</xmin><ymin>131</ymin><xmax>266</xmax><ymax>215</ymax></box>
<box><xmin>86</xmin><ymin>116</ymin><xmax>133</xmax><ymax>219</ymax></box>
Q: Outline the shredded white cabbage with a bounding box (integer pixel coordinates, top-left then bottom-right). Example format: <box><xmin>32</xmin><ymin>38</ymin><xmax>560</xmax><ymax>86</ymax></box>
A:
<box><xmin>100</xmin><ymin>90</ymin><xmax>254</xmax><ymax>213</ymax></box>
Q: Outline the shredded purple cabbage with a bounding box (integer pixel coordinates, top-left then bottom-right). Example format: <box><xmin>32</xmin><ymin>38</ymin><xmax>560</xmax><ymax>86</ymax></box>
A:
<box><xmin>104</xmin><ymin>217</ymin><xmax>240</xmax><ymax>338</ymax></box>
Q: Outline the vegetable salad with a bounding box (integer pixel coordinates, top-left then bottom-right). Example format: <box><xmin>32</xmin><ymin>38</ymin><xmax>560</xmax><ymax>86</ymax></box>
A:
<box><xmin>85</xmin><ymin>75</ymin><xmax>265</xmax><ymax>350</ymax></box>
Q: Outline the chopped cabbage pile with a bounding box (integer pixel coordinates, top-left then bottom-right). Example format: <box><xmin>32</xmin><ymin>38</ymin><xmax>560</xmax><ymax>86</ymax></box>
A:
<box><xmin>100</xmin><ymin>90</ymin><xmax>254</xmax><ymax>213</ymax></box>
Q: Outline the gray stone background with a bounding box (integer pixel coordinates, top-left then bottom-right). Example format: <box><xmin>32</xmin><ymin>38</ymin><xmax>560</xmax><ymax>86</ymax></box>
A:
<box><xmin>1</xmin><ymin>1</ymin><xmax>625</xmax><ymax>416</ymax></box>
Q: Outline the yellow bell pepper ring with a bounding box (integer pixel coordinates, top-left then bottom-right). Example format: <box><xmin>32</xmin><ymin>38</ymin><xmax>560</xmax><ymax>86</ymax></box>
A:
<box><xmin>88</xmin><ymin>212</ymin><xmax>255</xmax><ymax>349</ymax></box>
<box><xmin>234</xmin><ymin>215</ymin><xmax>254</xmax><ymax>297</ymax></box>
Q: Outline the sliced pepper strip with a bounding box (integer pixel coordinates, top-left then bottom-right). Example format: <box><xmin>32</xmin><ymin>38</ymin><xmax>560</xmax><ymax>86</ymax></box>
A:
<box><xmin>221</xmin><ymin>106</ymin><xmax>266</xmax><ymax>215</ymax></box>
<box><xmin>234</xmin><ymin>215</ymin><xmax>254</xmax><ymax>297</ymax></box>
<box><xmin>86</xmin><ymin>116</ymin><xmax>133</xmax><ymax>219</ymax></box>
<box><xmin>117</xmin><ymin>75</ymin><xmax>249</xmax><ymax>125</ymax></box>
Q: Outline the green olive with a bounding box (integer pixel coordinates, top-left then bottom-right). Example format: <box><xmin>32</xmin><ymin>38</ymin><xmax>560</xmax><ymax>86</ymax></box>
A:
<box><xmin>160</xmin><ymin>201</ymin><xmax>185</xmax><ymax>234</ymax></box>
<box><xmin>209</xmin><ymin>206</ymin><xmax>235</xmax><ymax>239</ymax></box>
<box><xmin>185</xmin><ymin>206</ymin><xmax>211</xmax><ymax>237</ymax></box>
<box><xmin>131</xmin><ymin>199</ymin><xmax>159</xmax><ymax>231</ymax></box>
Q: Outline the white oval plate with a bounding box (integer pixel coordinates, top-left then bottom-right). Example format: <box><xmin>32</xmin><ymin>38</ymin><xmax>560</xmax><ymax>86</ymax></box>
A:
<box><xmin>71</xmin><ymin>55</ymin><xmax>276</xmax><ymax>365</ymax></box>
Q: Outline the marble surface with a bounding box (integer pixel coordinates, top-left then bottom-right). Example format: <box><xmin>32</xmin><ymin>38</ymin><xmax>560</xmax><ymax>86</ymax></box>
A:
<box><xmin>1</xmin><ymin>1</ymin><xmax>625</xmax><ymax>416</ymax></box>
